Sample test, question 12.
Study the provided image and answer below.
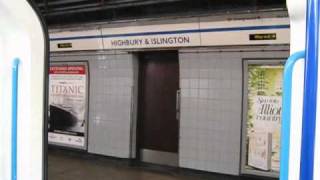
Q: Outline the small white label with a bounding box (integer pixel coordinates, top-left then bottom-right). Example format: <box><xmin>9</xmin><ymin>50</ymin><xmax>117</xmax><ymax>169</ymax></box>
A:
<box><xmin>48</xmin><ymin>132</ymin><xmax>85</xmax><ymax>147</ymax></box>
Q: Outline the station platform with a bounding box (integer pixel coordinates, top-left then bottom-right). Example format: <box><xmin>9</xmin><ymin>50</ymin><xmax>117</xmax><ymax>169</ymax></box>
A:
<box><xmin>48</xmin><ymin>148</ymin><xmax>275</xmax><ymax>180</ymax></box>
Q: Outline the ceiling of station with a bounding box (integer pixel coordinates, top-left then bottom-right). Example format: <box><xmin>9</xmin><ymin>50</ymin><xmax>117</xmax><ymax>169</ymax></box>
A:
<box><xmin>32</xmin><ymin>0</ymin><xmax>287</xmax><ymax>25</ymax></box>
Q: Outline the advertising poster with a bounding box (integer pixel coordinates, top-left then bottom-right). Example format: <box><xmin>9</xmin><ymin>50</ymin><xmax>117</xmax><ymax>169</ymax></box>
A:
<box><xmin>246</xmin><ymin>64</ymin><xmax>283</xmax><ymax>172</ymax></box>
<box><xmin>48</xmin><ymin>62</ymin><xmax>88</xmax><ymax>149</ymax></box>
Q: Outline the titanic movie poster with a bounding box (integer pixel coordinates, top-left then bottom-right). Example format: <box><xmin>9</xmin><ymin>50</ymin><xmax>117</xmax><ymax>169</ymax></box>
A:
<box><xmin>48</xmin><ymin>63</ymin><xmax>88</xmax><ymax>149</ymax></box>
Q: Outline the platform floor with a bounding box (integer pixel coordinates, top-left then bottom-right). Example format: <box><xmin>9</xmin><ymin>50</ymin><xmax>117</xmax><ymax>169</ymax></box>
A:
<box><xmin>48</xmin><ymin>149</ymin><xmax>275</xmax><ymax>180</ymax></box>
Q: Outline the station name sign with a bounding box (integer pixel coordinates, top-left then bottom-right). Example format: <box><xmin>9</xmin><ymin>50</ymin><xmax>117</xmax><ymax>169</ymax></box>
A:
<box><xmin>50</xmin><ymin>18</ymin><xmax>289</xmax><ymax>51</ymax></box>
<box><xmin>110</xmin><ymin>36</ymin><xmax>191</xmax><ymax>47</ymax></box>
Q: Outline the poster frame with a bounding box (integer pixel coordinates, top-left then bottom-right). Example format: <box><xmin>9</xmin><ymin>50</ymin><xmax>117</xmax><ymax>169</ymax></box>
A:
<box><xmin>48</xmin><ymin>61</ymin><xmax>89</xmax><ymax>151</ymax></box>
<box><xmin>240</xmin><ymin>58</ymin><xmax>285</xmax><ymax>178</ymax></box>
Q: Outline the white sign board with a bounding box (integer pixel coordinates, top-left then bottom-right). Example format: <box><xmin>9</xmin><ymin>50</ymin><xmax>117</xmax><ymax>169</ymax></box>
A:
<box><xmin>101</xmin><ymin>22</ymin><xmax>201</xmax><ymax>49</ymax></box>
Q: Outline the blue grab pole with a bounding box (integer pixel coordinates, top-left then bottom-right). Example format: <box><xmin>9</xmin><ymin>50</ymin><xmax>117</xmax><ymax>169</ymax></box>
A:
<box><xmin>280</xmin><ymin>51</ymin><xmax>305</xmax><ymax>180</ymax></box>
<box><xmin>11</xmin><ymin>58</ymin><xmax>20</xmax><ymax>180</ymax></box>
<box><xmin>300</xmin><ymin>0</ymin><xmax>320</xmax><ymax>179</ymax></box>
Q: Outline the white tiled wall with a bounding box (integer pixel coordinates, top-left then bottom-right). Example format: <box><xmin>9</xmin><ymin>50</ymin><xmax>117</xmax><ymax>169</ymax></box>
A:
<box><xmin>88</xmin><ymin>53</ymin><xmax>136</xmax><ymax>158</ymax></box>
<box><xmin>179</xmin><ymin>51</ymin><xmax>242</xmax><ymax>175</ymax></box>
<box><xmin>178</xmin><ymin>48</ymin><xmax>289</xmax><ymax>175</ymax></box>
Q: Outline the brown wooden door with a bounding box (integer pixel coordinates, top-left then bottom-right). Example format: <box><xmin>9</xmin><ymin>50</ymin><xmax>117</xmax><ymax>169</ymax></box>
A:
<box><xmin>138</xmin><ymin>51</ymin><xmax>179</xmax><ymax>154</ymax></box>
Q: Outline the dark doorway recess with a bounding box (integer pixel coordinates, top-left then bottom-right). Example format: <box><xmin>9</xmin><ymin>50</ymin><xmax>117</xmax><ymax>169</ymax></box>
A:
<box><xmin>137</xmin><ymin>51</ymin><xmax>179</xmax><ymax>167</ymax></box>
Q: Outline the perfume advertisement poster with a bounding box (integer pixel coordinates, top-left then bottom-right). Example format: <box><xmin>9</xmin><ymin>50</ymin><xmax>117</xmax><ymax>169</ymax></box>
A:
<box><xmin>246</xmin><ymin>64</ymin><xmax>283</xmax><ymax>172</ymax></box>
<box><xmin>48</xmin><ymin>63</ymin><xmax>88</xmax><ymax>149</ymax></box>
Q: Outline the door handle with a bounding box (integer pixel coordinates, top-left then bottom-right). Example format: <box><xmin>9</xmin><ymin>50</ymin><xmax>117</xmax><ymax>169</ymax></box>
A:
<box><xmin>176</xmin><ymin>90</ymin><xmax>181</xmax><ymax>120</ymax></box>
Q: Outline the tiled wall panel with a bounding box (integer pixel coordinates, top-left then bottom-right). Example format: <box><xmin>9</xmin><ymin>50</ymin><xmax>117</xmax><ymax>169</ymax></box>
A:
<box><xmin>88</xmin><ymin>53</ymin><xmax>135</xmax><ymax>158</ymax></box>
